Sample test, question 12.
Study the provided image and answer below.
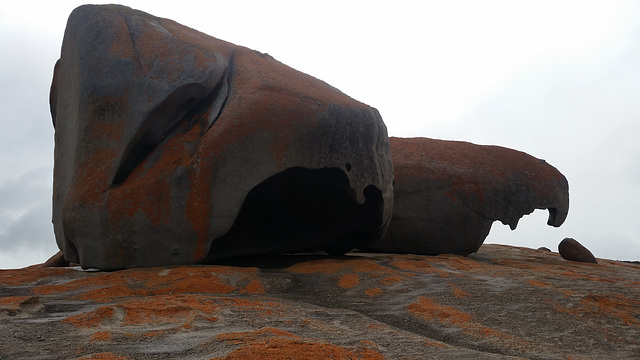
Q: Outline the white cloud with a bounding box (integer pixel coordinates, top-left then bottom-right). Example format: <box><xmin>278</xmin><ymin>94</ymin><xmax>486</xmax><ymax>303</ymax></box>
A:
<box><xmin>1</xmin><ymin>0</ymin><xmax>640</xmax><ymax>267</ymax></box>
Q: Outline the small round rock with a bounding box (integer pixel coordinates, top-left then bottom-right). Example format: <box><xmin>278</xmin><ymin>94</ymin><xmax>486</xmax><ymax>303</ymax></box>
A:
<box><xmin>558</xmin><ymin>238</ymin><xmax>598</xmax><ymax>264</ymax></box>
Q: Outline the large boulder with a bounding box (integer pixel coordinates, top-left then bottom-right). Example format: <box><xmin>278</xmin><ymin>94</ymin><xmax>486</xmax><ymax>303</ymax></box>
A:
<box><xmin>372</xmin><ymin>137</ymin><xmax>569</xmax><ymax>255</ymax></box>
<box><xmin>50</xmin><ymin>5</ymin><xmax>394</xmax><ymax>270</ymax></box>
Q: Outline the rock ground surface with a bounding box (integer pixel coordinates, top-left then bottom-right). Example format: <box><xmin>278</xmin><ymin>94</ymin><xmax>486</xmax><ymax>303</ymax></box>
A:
<box><xmin>1</xmin><ymin>244</ymin><xmax>639</xmax><ymax>359</ymax></box>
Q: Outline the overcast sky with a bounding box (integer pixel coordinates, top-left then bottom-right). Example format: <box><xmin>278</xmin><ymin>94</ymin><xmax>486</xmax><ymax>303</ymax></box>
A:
<box><xmin>1</xmin><ymin>1</ymin><xmax>639</xmax><ymax>268</ymax></box>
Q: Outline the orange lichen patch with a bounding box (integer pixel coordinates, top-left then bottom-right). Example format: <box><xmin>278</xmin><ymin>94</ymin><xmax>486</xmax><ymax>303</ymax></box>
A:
<box><xmin>407</xmin><ymin>296</ymin><xmax>510</xmax><ymax>340</ymax></box>
<box><xmin>78</xmin><ymin>285</ymin><xmax>154</xmax><ymax>302</ymax></box>
<box><xmin>216</xmin><ymin>327</ymin><xmax>300</xmax><ymax>344</ymax></box>
<box><xmin>78</xmin><ymin>352</ymin><xmax>128</xmax><ymax>360</ymax></box>
<box><xmin>144</xmin><ymin>329</ymin><xmax>170</xmax><ymax>337</ymax></box>
<box><xmin>0</xmin><ymin>267</ymin><xmax>73</xmax><ymax>286</ymax></box>
<box><xmin>558</xmin><ymin>288</ymin><xmax>575</xmax><ymax>297</ymax></box>
<box><xmin>119</xmin><ymin>295</ymin><xmax>220</xmax><ymax>325</ymax></box>
<box><xmin>0</xmin><ymin>296</ymin><xmax>40</xmax><ymax>312</ymax></box>
<box><xmin>365</xmin><ymin>288</ymin><xmax>383</xmax><ymax>297</ymax></box>
<box><xmin>490</xmin><ymin>258</ymin><xmax>560</xmax><ymax>270</ymax></box>
<box><xmin>424</xmin><ymin>339</ymin><xmax>449</xmax><ymax>348</ymax></box>
<box><xmin>493</xmin><ymin>258</ymin><xmax>635</xmax><ymax>286</ymax></box>
<box><xmin>213</xmin><ymin>327</ymin><xmax>384</xmax><ymax>360</ymax></box>
<box><xmin>367</xmin><ymin>323</ymin><xmax>388</xmax><ymax>330</ymax></box>
<box><xmin>35</xmin><ymin>266</ymin><xmax>241</xmax><ymax>302</ymax></box>
<box><xmin>338</xmin><ymin>273</ymin><xmax>360</xmax><ymax>289</ymax></box>
<box><xmin>64</xmin><ymin>306</ymin><xmax>116</xmax><ymax>329</ymax></box>
<box><xmin>90</xmin><ymin>331</ymin><xmax>112</xmax><ymax>342</ymax></box>
<box><xmin>408</xmin><ymin>296</ymin><xmax>471</xmax><ymax>326</ymax></box>
<box><xmin>225</xmin><ymin>297</ymin><xmax>285</xmax><ymax>317</ymax></box>
<box><xmin>379</xmin><ymin>274</ymin><xmax>405</xmax><ymax>286</ymax></box>
<box><xmin>353</xmin><ymin>341</ymin><xmax>385</xmax><ymax>360</ymax></box>
<box><xmin>129</xmin><ymin>266</ymin><xmax>240</xmax><ymax>294</ymax></box>
<box><xmin>449</xmin><ymin>283</ymin><xmax>470</xmax><ymax>298</ymax></box>
<box><xmin>121</xmin><ymin>296</ymin><xmax>282</xmax><ymax>325</ymax></box>
<box><xmin>388</xmin><ymin>258</ymin><xmax>449</xmax><ymax>278</ymax></box>
<box><xmin>574</xmin><ymin>294</ymin><xmax>640</xmax><ymax>327</ymax></box>
<box><xmin>286</xmin><ymin>258</ymin><xmax>397</xmax><ymax>275</ymax></box>
<box><xmin>433</xmin><ymin>255</ymin><xmax>491</xmax><ymax>273</ymax></box>
<box><xmin>557</xmin><ymin>270</ymin><xmax>617</xmax><ymax>284</ymax></box>
<box><xmin>64</xmin><ymin>295</ymin><xmax>284</xmax><ymax>329</ymax></box>
<box><xmin>526</xmin><ymin>279</ymin><xmax>551</xmax><ymax>288</ymax></box>
<box><xmin>241</xmin><ymin>281</ymin><xmax>266</xmax><ymax>294</ymax></box>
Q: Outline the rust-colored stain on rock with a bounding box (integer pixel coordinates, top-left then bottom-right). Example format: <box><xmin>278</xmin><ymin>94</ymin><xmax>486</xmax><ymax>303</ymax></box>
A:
<box><xmin>77</xmin><ymin>353</ymin><xmax>128</xmax><ymax>360</ymax></box>
<box><xmin>213</xmin><ymin>327</ymin><xmax>384</xmax><ymax>360</ymax></box>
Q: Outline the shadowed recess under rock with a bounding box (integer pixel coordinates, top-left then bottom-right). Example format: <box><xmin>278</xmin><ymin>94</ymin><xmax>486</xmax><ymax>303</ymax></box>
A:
<box><xmin>203</xmin><ymin>167</ymin><xmax>384</xmax><ymax>262</ymax></box>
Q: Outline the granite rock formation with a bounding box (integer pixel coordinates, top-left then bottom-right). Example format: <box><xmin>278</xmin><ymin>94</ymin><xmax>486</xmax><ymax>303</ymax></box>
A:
<box><xmin>1</xmin><ymin>245</ymin><xmax>638</xmax><ymax>359</ymax></box>
<box><xmin>373</xmin><ymin>137</ymin><xmax>569</xmax><ymax>255</ymax></box>
<box><xmin>559</xmin><ymin>237</ymin><xmax>598</xmax><ymax>264</ymax></box>
<box><xmin>50</xmin><ymin>5</ymin><xmax>394</xmax><ymax>270</ymax></box>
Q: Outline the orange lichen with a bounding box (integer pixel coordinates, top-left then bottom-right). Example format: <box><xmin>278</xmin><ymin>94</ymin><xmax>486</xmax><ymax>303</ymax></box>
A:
<box><xmin>353</xmin><ymin>341</ymin><xmax>386</xmax><ymax>360</ymax></box>
<box><xmin>35</xmin><ymin>266</ymin><xmax>239</xmax><ymax>302</ymax></box>
<box><xmin>90</xmin><ymin>331</ymin><xmax>112</xmax><ymax>342</ymax></box>
<box><xmin>367</xmin><ymin>323</ymin><xmax>388</xmax><ymax>330</ymax></box>
<box><xmin>78</xmin><ymin>352</ymin><xmax>128</xmax><ymax>360</ymax></box>
<box><xmin>424</xmin><ymin>339</ymin><xmax>449</xmax><ymax>348</ymax></box>
<box><xmin>119</xmin><ymin>295</ymin><xmax>219</xmax><ymax>325</ymax></box>
<box><xmin>0</xmin><ymin>267</ymin><xmax>72</xmax><ymax>286</ymax></box>
<box><xmin>64</xmin><ymin>295</ymin><xmax>284</xmax><ymax>329</ymax></box>
<box><xmin>216</xmin><ymin>327</ymin><xmax>300</xmax><ymax>344</ymax></box>
<box><xmin>388</xmin><ymin>258</ymin><xmax>448</xmax><ymax>277</ymax></box>
<box><xmin>242</xmin><ymin>281</ymin><xmax>266</xmax><ymax>294</ymax></box>
<box><xmin>0</xmin><ymin>296</ymin><xmax>40</xmax><ymax>312</ymax></box>
<box><xmin>408</xmin><ymin>296</ymin><xmax>472</xmax><ymax>327</ymax></box>
<box><xmin>407</xmin><ymin>296</ymin><xmax>510</xmax><ymax>340</ymax></box>
<box><xmin>574</xmin><ymin>294</ymin><xmax>640</xmax><ymax>327</ymax></box>
<box><xmin>365</xmin><ymin>288</ymin><xmax>383</xmax><ymax>297</ymax></box>
<box><xmin>434</xmin><ymin>255</ymin><xmax>490</xmax><ymax>273</ymax></box>
<box><xmin>143</xmin><ymin>330</ymin><xmax>169</xmax><ymax>337</ymax></box>
<box><xmin>449</xmin><ymin>283</ymin><xmax>470</xmax><ymax>298</ymax></box>
<box><xmin>338</xmin><ymin>273</ymin><xmax>360</xmax><ymax>289</ymax></box>
<box><xmin>64</xmin><ymin>306</ymin><xmax>116</xmax><ymax>329</ymax></box>
<box><xmin>286</xmin><ymin>258</ymin><xmax>396</xmax><ymax>275</ymax></box>
<box><xmin>213</xmin><ymin>327</ymin><xmax>384</xmax><ymax>360</ymax></box>
<box><xmin>379</xmin><ymin>274</ymin><xmax>406</xmax><ymax>285</ymax></box>
<box><xmin>527</xmin><ymin>279</ymin><xmax>552</xmax><ymax>288</ymax></box>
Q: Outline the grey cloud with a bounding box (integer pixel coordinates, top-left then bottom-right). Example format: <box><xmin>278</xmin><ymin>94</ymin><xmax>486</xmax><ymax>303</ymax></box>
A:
<box><xmin>0</xmin><ymin>167</ymin><xmax>53</xmax><ymax>251</ymax></box>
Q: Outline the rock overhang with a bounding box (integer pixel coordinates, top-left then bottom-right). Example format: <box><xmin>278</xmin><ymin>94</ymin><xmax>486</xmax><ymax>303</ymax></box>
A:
<box><xmin>373</xmin><ymin>137</ymin><xmax>569</xmax><ymax>256</ymax></box>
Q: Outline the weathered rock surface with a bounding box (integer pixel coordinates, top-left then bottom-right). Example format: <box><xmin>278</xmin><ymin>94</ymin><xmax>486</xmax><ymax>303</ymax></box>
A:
<box><xmin>50</xmin><ymin>5</ymin><xmax>394</xmax><ymax>270</ymax></box>
<box><xmin>373</xmin><ymin>137</ymin><xmax>569</xmax><ymax>255</ymax></box>
<box><xmin>559</xmin><ymin>237</ymin><xmax>598</xmax><ymax>264</ymax></box>
<box><xmin>1</xmin><ymin>245</ymin><xmax>638</xmax><ymax>359</ymax></box>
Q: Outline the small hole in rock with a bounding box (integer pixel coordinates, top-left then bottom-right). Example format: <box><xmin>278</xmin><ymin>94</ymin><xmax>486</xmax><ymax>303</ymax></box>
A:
<box><xmin>345</xmin><ymin>163</ymin><xmax>352</xmax><ymax>171</ymax></box>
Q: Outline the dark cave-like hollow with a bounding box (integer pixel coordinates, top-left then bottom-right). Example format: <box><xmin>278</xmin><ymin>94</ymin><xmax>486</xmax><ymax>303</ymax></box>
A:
<box><xmin>204</xmin><ymin>166</ymin><xmax>385</xmax><ymax>262</ymax></box>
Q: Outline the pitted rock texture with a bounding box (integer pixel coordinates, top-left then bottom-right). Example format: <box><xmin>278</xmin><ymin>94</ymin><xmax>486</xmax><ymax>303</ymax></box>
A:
<box><xmin>50</xmin><ymin>5</ymin><xmax>393</xmax><ymax>270</ymax></box>
<box><xmin>559</xmin><ymin>237</ymin><xmax>598</xmax><ymax>264</ymax></box>
<box><xmin>373</xmin><ymin>137</ymin><xmax>569</xmax><ymax>255</ymax></box>
<box><xmin>2</xmin><ymin>246</ymin><xmax>639</xmax><ymax>359</ymax></box>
